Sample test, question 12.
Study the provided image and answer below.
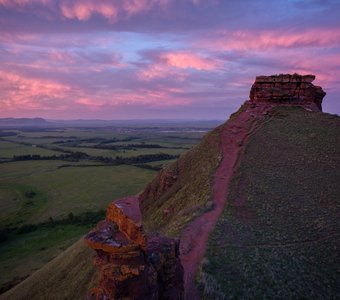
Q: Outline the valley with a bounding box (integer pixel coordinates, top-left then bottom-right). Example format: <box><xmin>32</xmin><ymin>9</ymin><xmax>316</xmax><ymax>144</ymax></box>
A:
<box><xmin>0</xmin><ymin>123</ymin><xmax>216</xmax><ymax>294</ymax></box>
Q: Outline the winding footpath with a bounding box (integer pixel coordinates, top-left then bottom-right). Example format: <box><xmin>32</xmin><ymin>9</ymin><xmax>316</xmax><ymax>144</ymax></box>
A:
<box><xmin>179</xmin><ymin>103</ymin><xmax>272</xmax><ymax>299</ymax></box>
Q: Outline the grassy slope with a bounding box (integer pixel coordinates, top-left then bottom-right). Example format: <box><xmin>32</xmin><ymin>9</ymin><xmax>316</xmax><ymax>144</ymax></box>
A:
<box><xmin>200</xmin><ymin>107</ymin><xmax>340</xmax><ymax>299</ymax></box>
<box><xmin>0</xmin><ymin>224</ymin><xmax>92</xmax><ymax>294</ymax></box>
<box><xmin>0</xmin><ymin>161</ymin><xmax>156</xmax><ymax>294</ymax></box>
<box><xmin>1</xmin><ymin>239</ymin><xmax>97</xmax><ymax>300</ymax></box>
<box><xmin>141</xmin><ymin>124</ymin><xmax>224</xmax><ymax>236</ymax></box>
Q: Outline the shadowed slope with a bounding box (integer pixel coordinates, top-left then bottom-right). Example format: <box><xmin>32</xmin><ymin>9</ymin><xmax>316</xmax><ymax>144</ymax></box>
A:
<box><xmin>200</xmin><ymin>106</ymin><xmax>340</xmax><ymax>299</ymax></box>
<box><xmin>1</xmin><ymin>239</ymin><xmax>98</xmax><ymax>300</ymax></box>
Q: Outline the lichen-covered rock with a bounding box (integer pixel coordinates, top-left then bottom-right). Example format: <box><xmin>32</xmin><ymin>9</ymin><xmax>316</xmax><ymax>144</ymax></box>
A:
<box><xmin>249</xmin><ymin>74</ymin><xmax>326</xmax><ymax>110</ymax></box>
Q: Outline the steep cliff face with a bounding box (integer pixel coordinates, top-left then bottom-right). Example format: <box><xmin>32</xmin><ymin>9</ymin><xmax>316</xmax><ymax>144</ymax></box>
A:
<box><xmin>84</xmin><ymin>196</ymin><xmax>184</xmax><ymax>300</ymax></box>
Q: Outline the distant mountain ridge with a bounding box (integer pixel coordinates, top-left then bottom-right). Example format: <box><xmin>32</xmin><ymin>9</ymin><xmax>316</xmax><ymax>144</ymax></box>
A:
<box><xmin>0</xmin><ymin>118</ymin><xmax>48</xmax><ymax>127</ymax></box>
<box><xmin>0</xmin><ymin>118</ymin><xmax>222</xmax><ymax>129</ymax></box>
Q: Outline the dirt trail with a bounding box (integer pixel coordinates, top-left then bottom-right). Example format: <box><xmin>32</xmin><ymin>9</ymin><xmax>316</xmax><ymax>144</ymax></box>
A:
<box><xmin>179</xmin><ymin>103</ymin><xmax>271</xmax><ymax>299</ymax></box>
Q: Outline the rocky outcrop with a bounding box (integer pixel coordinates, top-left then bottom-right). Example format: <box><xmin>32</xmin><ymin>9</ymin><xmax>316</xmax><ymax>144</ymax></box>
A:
<box><xmin>140</xmin><ymin>168</ymin><xmax>178</xmax><ymax>202</ymax></box>
<box><xmin>249</xmin><ymin>74</ymin><xmax>326</xmax><ymax>110</ymax></box>
<box><xmin>139</xmin><ymin>166</ymin><xmax>178</xmax><ymax>214</ymax></box>
<box><xmin>84</xmin><ymin>196</ymin><xmax>184</xmax><ymax>300</ymax></box>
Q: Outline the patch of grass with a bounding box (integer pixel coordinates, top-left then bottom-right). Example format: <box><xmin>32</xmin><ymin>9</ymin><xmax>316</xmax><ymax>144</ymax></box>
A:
<box><xmin>0</xmin><ymin>140</ymin><xmax>59</xmax><ymax>158</ymax></box>
<box><xmin>1</xmin><ymin>238</ymin><xmax>97</xmax><ymax>300</ymax></box>
<box><xmin>0</xmin><ymin>161</ymin><xmax>156</xmax><ymax>223</ymax></box>
<box><xmin>201</xmin><ymin>107</ymin><xmax>340</xmax><ymax>298</ymax></box>
<box><xmin>0</xmin><ymin>224</ymin><xmax>92</xmax><ymax>294</ymax></box>
<box><xmin>0</xmin><ymin>183</ymin><xmax>46</xmax><ymax>227</ymax></box>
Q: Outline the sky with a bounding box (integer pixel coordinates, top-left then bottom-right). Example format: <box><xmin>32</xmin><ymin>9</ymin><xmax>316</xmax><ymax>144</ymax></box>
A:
<box><xmin>0</xmin><ymin>0</ymin><xmax>340</xmax><ymax>120</ymax></box>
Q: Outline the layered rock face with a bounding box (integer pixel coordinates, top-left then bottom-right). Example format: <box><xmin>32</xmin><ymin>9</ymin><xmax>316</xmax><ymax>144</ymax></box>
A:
<box><xmin>84</xmin><ymin>196</ymin><xmax>184</xmax><ymax>299</ymax></box>
<box><xmin>249</xmin><ymin>74</ymin><xmax>326</xmax><ymax>110</ymax></box>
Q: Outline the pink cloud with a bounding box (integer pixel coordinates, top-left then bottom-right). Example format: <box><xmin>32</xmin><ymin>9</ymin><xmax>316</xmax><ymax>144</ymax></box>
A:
<box><xmin>138</xmin><ymin>51</ymin><xmax>220</xmax><ymax>80</ymax></box>
<box><xmin>76</xmin><ymin>98</ymin><xmax>106</xmax><ymax>110</ymax></box>
<box><xmin>60</xmin><ymin>0</ymin><xmax>118</xmax><ymax>22</ymax></box>
<box><xmin>162</xmin><ymin>52</ymin><xmax>220</xmax><ymax>70</ymax></box>
<box><xmin>0</xmin><ymin>0</ymin><xmax>208</xmax><ymax>22</ymax></box>
<box><xmin>0</xmin><ymin>0</ymin><xmax>50</xmax><ymax>7</ymax></box>
<box><xmin>59</xmin><ymin>0</ymin><xmax>189</xmax><ymax>22</ymax></box>
<box><xmin>48</xmin><ymin>49</ymin><xmax>75</xmax><ymax>63</ymax></box>
<box><xmin>59</xmin><ymin>0</ymin><xmax>166</xmax><ymax>22</ymax></box>
<box><xmin>200</xmin><ymin>28</ymin><xmax>340</xmax><ymax>51</ymax></box>
<box><xmin>0</xmin><ymin>71</ymin><xmax>72</xmax><ymax>112</ymax></box>
<box><xmin>122</xmin><ymin>0</ymin><xmax>170</xmax><ymax>15</ymax></box>
<box><xmin>75</xmin><ymin>88</ymin><xmax>191</xmax><ymax>110</ymax></box>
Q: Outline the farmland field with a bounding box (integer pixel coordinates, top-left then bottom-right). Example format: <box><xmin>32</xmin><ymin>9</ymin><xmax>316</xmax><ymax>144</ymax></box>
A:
<box><xmin>0</xmin><ymin>122</ymin><xmax>216</xmax><ymax>293</ymax></box>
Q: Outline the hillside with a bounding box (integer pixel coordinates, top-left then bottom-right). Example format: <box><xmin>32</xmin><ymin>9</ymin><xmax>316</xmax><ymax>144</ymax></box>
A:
<box><xmin>200</xmin><ymin>106</ymin><xmax>340</xmax><ymax>298</ymax></box>
<box><xmin>2</xmin><ymin>74</ymin><xmax>339</xmax><ymax>299</ymax></box>
<box><xmin>140</xmin><ymin>122</ymin><xmax>223</xmax><ymax>236</ymax></box>
<box><xmin>1</xmin><ymin>240</ymin><xmax>97</xmax><ymax>300</ymax></box>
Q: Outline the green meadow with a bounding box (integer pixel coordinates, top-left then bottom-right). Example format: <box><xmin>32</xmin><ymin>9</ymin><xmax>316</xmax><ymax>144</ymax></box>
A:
<box><xmin>0</xmin><ymin>125</ymin><xmax>207</xmax><ymax>293</ymax></box>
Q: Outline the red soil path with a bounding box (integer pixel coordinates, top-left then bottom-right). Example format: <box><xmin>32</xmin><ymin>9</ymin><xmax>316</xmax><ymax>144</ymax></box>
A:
<box><xmin>179</xmin><ymin>103</ymin><xmax>271</xmax><ymax>299</ymax></box>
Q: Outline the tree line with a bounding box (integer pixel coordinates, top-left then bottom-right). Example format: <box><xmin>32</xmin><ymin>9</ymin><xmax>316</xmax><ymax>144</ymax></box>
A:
<box><xmin>11</xmin><ymin>152</ymin><xmax>179</xmax><ymax>165</ymax></box>
<box><xmin>0</xmin><ymin>210</ymin><xmax>106</xmax><ymax>243</ymax></box>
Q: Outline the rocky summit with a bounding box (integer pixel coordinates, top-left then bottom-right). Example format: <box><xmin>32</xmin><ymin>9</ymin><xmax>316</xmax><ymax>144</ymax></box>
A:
<box><xmin>250</xmin><ymin>74</ymin><xmax>326</xmax><ymax>110</ymax></box>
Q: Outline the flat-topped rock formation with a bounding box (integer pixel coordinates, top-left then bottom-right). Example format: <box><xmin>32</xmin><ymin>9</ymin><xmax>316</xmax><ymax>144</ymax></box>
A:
<box><xmin>249</xmin><ymin>74</ymin><xmax>326</xmax><ymax>110</ymax></box>
<box><xmin>84</xmin><ymin>196</ymin><xmax>184</xmax><ymax>300</ymax></box>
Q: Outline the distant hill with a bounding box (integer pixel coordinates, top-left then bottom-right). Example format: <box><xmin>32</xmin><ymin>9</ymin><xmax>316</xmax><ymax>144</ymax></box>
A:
<box><xmin>0</xmin><ymin>118</ymin><xmax>49</xmax><ymax>127</ymax></box>
<box><xmin>0</xmin><ymin>117</ymin><xmax>222</xmax><ymax>129</ymax></box>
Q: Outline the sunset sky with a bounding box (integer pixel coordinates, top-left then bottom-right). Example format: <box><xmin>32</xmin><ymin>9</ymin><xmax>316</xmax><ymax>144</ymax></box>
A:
<box><xmin>1</xmin><ymin>0</ymin><xmax>339</xmax><ymax>120</ymax></box>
